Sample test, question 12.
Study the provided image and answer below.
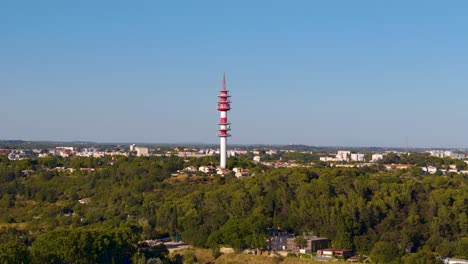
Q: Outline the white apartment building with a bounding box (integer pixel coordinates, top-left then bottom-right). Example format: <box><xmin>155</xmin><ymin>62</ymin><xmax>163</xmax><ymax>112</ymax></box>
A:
<box><xmin>351</xmin><ymin>153</ymin><xmax>365</xmax><ymax>162</ymax></box>
<box><xmin>129</xmin><ymin>144</ymin><xmax>136</xmax><ymax>151</ymax></box>
<box><xmin>429</xmin><ymin>150</ymin><xmax>465</xmax><ymax>159</ymax></box>
<box><xmin>320</xmin><ymin>156</ymin><xmax>336</xmax><ymax>162</ymax></box>
<box><xmin>336</xmin><ymin>151</ymin><xmax>351</xmax><ymax>162</ymax></box>
<box><xmin>266</xmin><ymin>150</ymin><xmax>278</xmax><ymax>155</ymax></box>
<box><xmin>135</xmin><ymin>147</ymin><xmax>149</xmax><ymax>157</ymax></box>
<box><xmin>422</xmin><ymin>166</ymin><xmax>438</xmax><ymax>174</ymax></box>
<box><xmin>371</xmin><ymin>154</ymin><xmax>384</xmax><ymax>162</ymax></box>
<box><xmin>443</xmin><ymin>258</ymin><xmax>468</xmax><ymax>264</ymax></box>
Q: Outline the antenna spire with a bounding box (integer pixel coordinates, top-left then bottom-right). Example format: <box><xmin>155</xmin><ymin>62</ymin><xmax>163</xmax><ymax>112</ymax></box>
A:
<box><xmin>222</xmin><ymin>73</ymin><xmax>227</xmax><ymax>91</ymax></box>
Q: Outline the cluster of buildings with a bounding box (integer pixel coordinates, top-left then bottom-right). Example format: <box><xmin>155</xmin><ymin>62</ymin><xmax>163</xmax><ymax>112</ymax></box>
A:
<box><xmin>320</xmin><ymin>149</ymin><xmax>468</xmax><ymax>164</ymax></box>
<box><xmin>182</xmin><ymin>166</ymin><xmax>250</xmax><ymax>178</ymax></box>
<box><xmin>7</xmin><ymin>150</ymin><xmax>37</xmax><ymax>160</ymax></box>
<box><xmin>266</xmin><ymin>229</ymin><xmax>356</xmax><ymax>261</ymax></box>
<box><xmin>320</xmin><ymin>151</ymin><xmax>369</xmax><ymax>163</ymax></box>
<box><xmin>259</xmin><ymin>160</ymin><xmax>306</xmax><ymax>168</ymax></box>
<box><xmin>3</xmin><ymin>145</ymin><xmax>152</xmax><ymax>161</ymax></box>
<box><xmin>48</xmin><ymin>147</ymin><xmax>130</xmax><ymax>158</ymax></box>
<box><xmin>2</xmin><ymin>147</ymin><xmax>130</xmax><ymax>160</ymax></box>
<box><xmin>175</xmin><ymin>148</ymin><xmax>248</xmax><ymax>158</ymax></box>
<box><xmin>319</xmin><ymin>151</ymin><xmax>384</xmax><ymax>163</ymax></box>
<box><xmin>422</xmin><ymin>164</ymin><xmax>468</xmax><ymax>175</ymax></box>
<box><xmin>1</xmin><ymin>144</ymin><xmax>297</xmax><ymax>164</ymax></box>
<box><xmin>428</xmin><ymin>150</ymin><xmax>466</xmax><ymax>159</ymax></box>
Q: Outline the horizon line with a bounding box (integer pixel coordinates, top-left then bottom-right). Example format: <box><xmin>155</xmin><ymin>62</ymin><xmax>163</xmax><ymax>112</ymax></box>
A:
<box><xmin>0</xmin><ymin>139</ymin><xmax>467</xmax><ymax>151</ymax></box>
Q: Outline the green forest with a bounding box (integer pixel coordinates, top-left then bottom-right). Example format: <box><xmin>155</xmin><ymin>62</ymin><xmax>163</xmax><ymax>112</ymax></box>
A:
<box><xmin>0</xmin><ymin>154</ymin><xmax>467</xmax><ymax>263</ymax></box>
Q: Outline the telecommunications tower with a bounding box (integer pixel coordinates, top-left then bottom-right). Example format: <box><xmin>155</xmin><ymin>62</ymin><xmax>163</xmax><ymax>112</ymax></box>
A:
<box><xmin>217</xmin><ymin>74</ymin><xmax>231</xmax><ymax>168</ymax></box>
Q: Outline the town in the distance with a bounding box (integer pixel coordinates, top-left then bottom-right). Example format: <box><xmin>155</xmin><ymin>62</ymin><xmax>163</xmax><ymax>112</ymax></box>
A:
<box><xmin>4</xmin><ymin>143</ymin><xmax>468</xmax><ymax>177</ymax></box>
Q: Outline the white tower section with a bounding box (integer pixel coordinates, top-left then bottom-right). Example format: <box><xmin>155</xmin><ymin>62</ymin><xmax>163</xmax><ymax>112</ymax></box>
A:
<box><xmin>217</xmin><ymin>74</ymin><xmax>231</xmax><ymax>169</ymax></box>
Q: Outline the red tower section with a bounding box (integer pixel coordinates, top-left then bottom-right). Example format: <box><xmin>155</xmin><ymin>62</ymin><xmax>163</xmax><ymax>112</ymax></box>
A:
<box><xmin>217</xmin><ymin>74</ymin><xmax>231</xmax><ymax>137</ymax></box>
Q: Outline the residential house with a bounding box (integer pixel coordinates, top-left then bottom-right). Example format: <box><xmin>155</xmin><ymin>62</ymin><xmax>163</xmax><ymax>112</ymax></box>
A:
<box><xmin>184</xmin><ymin>166</ymin><xmax>198</xmax><ymax>172</ymax></box>
<box><xmin>422</xmin><ymin>166</ymin><xmax>438</xmax><ymax>174</ymax></box>
<box><xmin>235</xmin><ymin>169</ymin><xmax>249</xmax><ymax>178</ymax></box>
<box><xmin>216</xmin><ymin>168</ymin><xmax>230</xmax><ymax>175</ymax></box>
<box><xmin>199</xmin><ymin>166</ymin><xmax>215</xmax><ymax>173</ymax></box>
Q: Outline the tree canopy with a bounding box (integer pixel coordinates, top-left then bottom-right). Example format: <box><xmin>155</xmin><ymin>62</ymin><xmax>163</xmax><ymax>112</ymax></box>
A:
<box><xmin>0</xmin><ymin>154</ymin><xmax>466</xmax><ymax>263</ymax></box>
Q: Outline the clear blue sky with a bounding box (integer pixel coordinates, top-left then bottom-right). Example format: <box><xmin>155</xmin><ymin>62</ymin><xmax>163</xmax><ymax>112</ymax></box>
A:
<box><xmin>1</xmin><ymin>1</ymin><xmax>467</xmax><ymax>148</ymax></box>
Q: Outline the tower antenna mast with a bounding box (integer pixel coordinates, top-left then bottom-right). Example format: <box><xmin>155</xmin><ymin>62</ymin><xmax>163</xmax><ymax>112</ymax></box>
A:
<box><xmin>217</xmin><ymin>73</ymin><xmax>231</xmax><ymax>168</ymax></box>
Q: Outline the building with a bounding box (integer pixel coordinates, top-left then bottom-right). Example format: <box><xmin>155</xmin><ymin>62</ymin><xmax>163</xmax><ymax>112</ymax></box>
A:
<box><xmin>253</xmin><ymin>156</ymin><xmax>261</xmax><ymax>162</ymax></box>
<box><xmin>183</xmin><ymin>166</ymin><xmax>198</xmax><ymax>172</ymax></box>
<box><xmin>286</xmin><ymin>236</ymin><xmax>330</xmax><ymax>252</ymax></box>
<box><xmin>267</xmin><ymin>229</ymin><xmax>294</xmax><ymax>251</ymax></box>
<box><xmin>233</xmin><ymin>167</ymin><xmax>249</xmax><ymax>177</ymax></box>
<box><xmin>384</xmin><ymin>164</ymin><xmax>411</xmax><ymax>170</ymax></box>
<box><xmin>8</xmin><ymin>151</ymin><xmax>36</xmax><ymax>160</ymax></box>
<box><xmin>53</xmin><ymin>147</ymin><xmax>75</xmax><ymax>157</ymax></box>
<box><xmin>308</xmin><ymin>237</ymin><xmax>331</xmax><ymax>252</ymax></box>
<box><xmin>135</xmin><ymin>147</ymin><xmax>149</xmax><ymax>157</ymax></box>
<box><xmin>317</xmin><ymin>248</ymin><xmax>353</xmax><ymax>259</ymax></box>
<box><xmin>234</xmin><ymin>150</ymin><xmax>248</xmax><ymax>155</ymax></box>
<box><xmin>371</xmin><ymin>154</ymin><xmax>384</xmax><ymax>162</ymax></box>
<box><xmin>320</xmin><ymin>156</ymin><xmax>336</xmax><ymax>162</ymax></box>
<box><xmin>429</xmin><ymin>150</ymin><xmax>466</xmax><ymax>160</ymax></box>
<box><xmin>443</xmin><ymin>258</ymin><xmax>468</xmax><ymax>264</ymax></box>
<box><xmin>448</xmin><ymin>152</ymin><xmax>465</xmax><ymax>159</ymax></box>
<box><xmin>217</xmin><ymin>74</ymin><xmax>232</xmax><ymax>169</ymax></box>
<box><xmin>234</xmin><ymin>169</ymin><xmax>249</xmax><ymax>178</ymax></box>
<box><xmin>57</xmin><ymin>146</ymin><xmax>75</xmax><ymax>151</ymax></box>
<box><xmin>336</xmin><ymin>151</ymin><xmax>351</xmax><ymax>162</ymax></box>
<box><xmin>199</xmin><ymin>166</ymin><xmax>216</xmax><ymax>173</ymax></box>
<box><xmin>422</xmin><ymin>166</ymin><xmax>438</xmax><ymax>174</ymax></box>
<box><xmin>350</xmin><ymin>153</ymin><xmax>365</xmax><ymax>162</ymax></box>
<box><xmin>129</xmin><ymin>144</ymin><xmax>136</xmax><ymax>151</ymax></box>
<box><xmin>0</xmin><ymin>149</ymin><xmax>12</xmax><ymax>155</ymax></box>
<box><xmin>216</xmin><ymin>168</ymin><xmax>230</xmax><ymax>175</ymax></box>
<box><xmin>178</xmin><ymin>151</ymin><xmax>210</xmax><ymax>158</ymax></box>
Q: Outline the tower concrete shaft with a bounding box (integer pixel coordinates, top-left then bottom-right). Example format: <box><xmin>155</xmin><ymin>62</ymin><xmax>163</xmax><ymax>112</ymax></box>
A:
<box><xmin>217</xmin><ymin>74</ymin><xmax>231</xmax><ymax>168</ymax></box>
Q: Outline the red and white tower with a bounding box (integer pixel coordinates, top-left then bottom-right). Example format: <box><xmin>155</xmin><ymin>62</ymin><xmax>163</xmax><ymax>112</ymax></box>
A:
<box><xmin>217</xmin><ymin>74</ymin><xmax>231</xmax><ymax>168</ymax></box>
